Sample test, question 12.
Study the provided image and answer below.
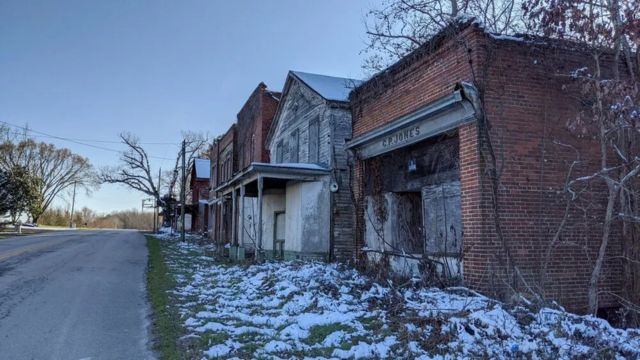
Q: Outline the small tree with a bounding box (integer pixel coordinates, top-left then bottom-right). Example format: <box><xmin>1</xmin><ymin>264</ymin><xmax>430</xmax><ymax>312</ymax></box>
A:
<box><xmin>0</xmin><ymin>166</ymin><xmax>42</xmax><ymax>223</ymax></box>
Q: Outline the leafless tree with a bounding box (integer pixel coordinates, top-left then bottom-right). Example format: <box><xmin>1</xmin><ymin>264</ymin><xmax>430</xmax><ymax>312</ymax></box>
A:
<box><xmin>166</xmin><ymin>131</ymin><xmax>210</xmax><ymax>198</ymax></box>
<box><xmin>0</xmin><ymin>139</ymin><xmax>96</xmax><ymax>223</ymax></box>
<box><xmin>99</xmin><ymin>133</ymin><xmax>165</xmax><ymax>206</ymax></box>
<box><xmin>527</xmin><ymin>0</ymin><xmax>640</xmax><ymax>318</ymax></box>
<box><xmin>100</xmin><ymin>132</ymin><xmax>209</xmax><ymax>223</ymax></box>
<box><xmin>363</xmin><ymin>0</ymin><xmax>525</xmax><ymax>71</ymax></box>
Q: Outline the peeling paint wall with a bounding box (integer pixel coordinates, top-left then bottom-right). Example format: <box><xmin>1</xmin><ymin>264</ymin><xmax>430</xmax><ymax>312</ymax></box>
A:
<box><xmin>260</xmin><ymin>192</ymin><xmax>286</xmax><ymax>252</ymax></box>
<box><xmin>264</xmin><ymin>75</ymin><xmax>355</xmax><ymax>260</ymax></box>
<box><xmin>283</xmin><ymin>179</ymin><xmax>331</xmax><ymax>255</ymax></box>
<box><xmin>238</xmin><ymin>197</ymin><xmax>259</xmax><ymax>250</ymax></box>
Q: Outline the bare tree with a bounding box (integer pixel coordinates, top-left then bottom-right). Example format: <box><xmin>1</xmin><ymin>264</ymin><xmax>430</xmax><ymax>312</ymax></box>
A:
<box><xmin>0</xmin><ymin>139</ymin><xmax>96</xmax><ymax>223</ymax></box>
<box><xmin>100</xmin><ymin>132</ymin><xmax>209</xmax><ymax>227</ymax></box>
<box><xmin>527</xmin><ymin>0</ymin><xmax>640</xmax><ymax>318</ymax></box>
<box><xmin>167</xmin><ymin>131</ymin><xmax>210</xmax><ymax>197</ymax></box>
<box><xmin>99</xmin><ymin>133</ymin><xmax>164</xmax><ymax>206</ymax></box>
<box><xmin>363</xmin><ymin>0</ymin><xmax>525</xmax><ymax>71</ymax></box>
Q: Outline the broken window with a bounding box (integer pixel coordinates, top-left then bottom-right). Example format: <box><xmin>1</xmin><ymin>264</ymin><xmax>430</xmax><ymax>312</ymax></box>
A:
<box><xmin>394</xmin><ymin>192</ymin><xmax>424</xmax><ymax>253</ymax></box>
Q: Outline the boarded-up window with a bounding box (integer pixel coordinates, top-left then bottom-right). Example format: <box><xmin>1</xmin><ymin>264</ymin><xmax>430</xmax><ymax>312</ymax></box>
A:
<box><xmin>290</xmin><ymin>129</ymin><xmax>299</xmax><ymax>163</ymax></box>
<box><xmin>395</xmin><ymin>192</ymin><xmax>423</xmax><ymax>253</ymax></box>
<box><xmin>308</xmin><ymin>117</ymin><xmax>320</xmax><ymax>163</ymax></box>
<box><xmin>422</xmin><ymin>181</ymin><xmax>462</xmax><ymax>256</ymax></box>
<box><xmin>275</xmin><ymin>141</ymin><xmax>283</xmax><ymax>163</ymax></box>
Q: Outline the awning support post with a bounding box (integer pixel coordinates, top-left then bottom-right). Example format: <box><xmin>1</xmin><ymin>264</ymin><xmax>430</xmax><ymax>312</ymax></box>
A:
<box><xmin>257</xmin><ymin>176</ymin><xmax>264</xmax><ymax>260</ymax></box>
<box><xmin>240</xmin><ymin>185</ymin><xmax>245</xmax><ymax>249</ymax></box>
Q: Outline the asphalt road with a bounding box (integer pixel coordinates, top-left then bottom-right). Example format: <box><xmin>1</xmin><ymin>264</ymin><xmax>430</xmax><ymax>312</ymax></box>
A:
<box><xmin>0</xmin><ymin>230</ymin><xmax>154</xmax><ymax>360</ymax></box>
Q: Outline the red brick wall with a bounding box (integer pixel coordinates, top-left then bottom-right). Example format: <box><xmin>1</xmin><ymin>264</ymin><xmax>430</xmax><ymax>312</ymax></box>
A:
<box><xmin>260</xmin><ymin>90</ymin><xmax>279</xmax><ymax>163</ymax></box>
<box><xmin>350</xmin><ymin>24</ymin><xmax>622</xmax><ymax>312</ymax></box>
<box><xmin>236</xmin><ymin>83</ymin><xmax>280</xmax><ymax>171</ymax></box>
<box><xmin>218</xmin><ymin>125</ymin><xmax>236</xmax><ymax>184</ymax></box>
<box><xmin>474</xmin><ymin>35</ymin><xmax>621</xmax><ymax>311</ymax></box>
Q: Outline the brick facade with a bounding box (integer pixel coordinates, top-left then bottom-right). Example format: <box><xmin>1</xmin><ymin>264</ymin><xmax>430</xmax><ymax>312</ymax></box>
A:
<box><xmin>189</xmin><ymin>163</ymin><xmax>209</xmax><ymax>232</ymax></box>
<box><xmin>236</xmin><ymin>83</ymin><xmax>280</xmax><ymax>171</ymax></box>
<box><xmin>350</xmin><ymin>22</ymin><xmax>622</xmax><ymax>313</ymax></box>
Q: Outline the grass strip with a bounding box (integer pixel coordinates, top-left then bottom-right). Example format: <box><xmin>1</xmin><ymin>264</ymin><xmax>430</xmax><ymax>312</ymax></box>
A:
<box><xmin>146</xmin><ymin>235</ymin><xmax>181</xmax><ymax>360</ymax></box>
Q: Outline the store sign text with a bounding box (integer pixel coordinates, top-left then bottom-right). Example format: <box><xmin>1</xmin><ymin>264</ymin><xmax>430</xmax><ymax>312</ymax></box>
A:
<box><xmin>381</xmin><ymin>126</ymin><xmax>421</xmax><ymax>148</ymax></box>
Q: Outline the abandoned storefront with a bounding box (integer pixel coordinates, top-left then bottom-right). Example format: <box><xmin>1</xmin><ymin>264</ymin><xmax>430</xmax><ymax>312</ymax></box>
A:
<box><xmin>349</xmin><ymin>87</ymin><xmax>477</xmax><ymax>277</ymax></box>
<box><xmin>349</xmin><ymin>20</ymin><xmax>625</xmax><ymax>313</ymax></box>
<box><xmin>214</xmin><ymin>71</ymin><xmax>360</xmax><ymax>261</ymax></box>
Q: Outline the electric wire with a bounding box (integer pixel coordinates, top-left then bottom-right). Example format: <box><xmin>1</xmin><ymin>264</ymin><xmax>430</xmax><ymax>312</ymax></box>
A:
<box><xmin>0</xmin><ymin>120</ymin><xmax>178</xmax><ymax>160</ymax></box>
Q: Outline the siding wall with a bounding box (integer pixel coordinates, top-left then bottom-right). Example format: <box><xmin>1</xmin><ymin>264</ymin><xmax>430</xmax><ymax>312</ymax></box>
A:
<box><xmin>268</xmin><ymin>77</ymin><xmax>356</xmax><ymax>260</ymax></box>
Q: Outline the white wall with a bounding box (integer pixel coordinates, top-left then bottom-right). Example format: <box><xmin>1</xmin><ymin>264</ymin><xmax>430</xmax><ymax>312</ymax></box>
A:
<box><xmin>260</xmin><ymin>192</ymin><xmax>285</xmax><ymax>251</ymax></box>
<box><xmin>284</xmin><ymin>180</ymin><xmax>330</xmax><ymax>254</ymax></box>
<box><xmin>237</xmin><ymin>197</ymin><xmax>258</xmax><ymax>249</ymax></box>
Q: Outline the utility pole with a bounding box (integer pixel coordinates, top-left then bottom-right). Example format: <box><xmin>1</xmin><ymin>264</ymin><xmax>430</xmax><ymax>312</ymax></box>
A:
<box><xmin>155</xmin><ymin>167</ymin><xmax>161</xmax><ymax>232</ymax></box>
<box><xmin>69</xmin><ymin>181</ymin><xmax>77</xmax><ymax>228</ymax></box>
<box><xmin>180</xmin><ymin>139</ymin><xmax>186</xmax><ymax>242</ymax></box>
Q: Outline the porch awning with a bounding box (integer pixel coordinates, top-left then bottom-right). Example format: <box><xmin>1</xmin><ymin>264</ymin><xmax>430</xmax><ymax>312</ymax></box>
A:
<box><xmin>214</xmin><ymin>162</ymin><xmax>329</xmax><ymax>195</ymax></box>
<box><xmin>347</xmin><ymin>83</ymin><xmax>480</xmax><ymax>159</ymax></box>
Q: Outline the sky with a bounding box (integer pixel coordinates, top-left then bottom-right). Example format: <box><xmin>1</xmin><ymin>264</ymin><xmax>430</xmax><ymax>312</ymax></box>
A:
<box><xmin>0</xmin><ymin>0</ymin><xmax>382</xmax><ymax>214</ymax></box>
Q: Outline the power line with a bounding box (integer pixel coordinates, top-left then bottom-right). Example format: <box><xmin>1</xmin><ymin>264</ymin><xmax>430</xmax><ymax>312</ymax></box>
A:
<box><xmin>1</xmin><ymin>120</ymin><xmax>177</xmax><ymax>161</ymax></box>
<box><xmin>1</xmin><ymin>120</ymin><xmax>179</xmax><ymax>145</ymax></box>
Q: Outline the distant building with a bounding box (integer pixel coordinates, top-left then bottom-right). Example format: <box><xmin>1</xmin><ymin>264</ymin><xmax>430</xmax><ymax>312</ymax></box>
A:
<box><xmin>208</xmin><ymin>124</ymin><xmax>236</xmax><ymax>242</ymax></box>
<box><xmin>188</xmin><ymin>158</ymin><xmax>210</xmax><ymax>233</ymax></box>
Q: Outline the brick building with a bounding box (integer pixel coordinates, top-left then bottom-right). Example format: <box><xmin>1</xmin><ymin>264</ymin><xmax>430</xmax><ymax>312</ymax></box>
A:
<box><xmin>208</xmin><ymin>124</ymin><xmax>236</xmax><ymax>243</ymax></box>
<box><xmin>236</xmin><ymin>83</ymin><xmax>281</xmax><ymax>170</ymax></box>
<box><xmin>348</xmin><ymin>20</ymin><xmax>622</xmax><ymax>312</ymax></box>
<box><xmin>208</xmin><ymin>83</ymin><xmax>281</xmax><ymax>257</ymax></box>
<box><xmin>188</xmin><ymin>158</ymin><xmax>210</xmax><ymax>233</ymax></box>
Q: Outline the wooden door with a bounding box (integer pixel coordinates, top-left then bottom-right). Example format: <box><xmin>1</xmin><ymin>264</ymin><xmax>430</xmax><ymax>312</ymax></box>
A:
<box><xmin>422</xmin><ymin>181</ymin><xmax>462</xmax><ymax>256</ymax></box>
<box><xmin>274</xmin><ymin>212</ymin><xmax>286</xmax><ymax>259</ymax></box>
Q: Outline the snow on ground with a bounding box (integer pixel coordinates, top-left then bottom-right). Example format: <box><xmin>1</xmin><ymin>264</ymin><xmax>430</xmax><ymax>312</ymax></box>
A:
<box><xmin>161</xmin><ymin>240</ymin><xmax>640</xmax><ymax>359</ymax></box>
<box><xmin>155</xmin><ymin>227</ymin><xmax>203</xmax><ymax>242</ymax></box>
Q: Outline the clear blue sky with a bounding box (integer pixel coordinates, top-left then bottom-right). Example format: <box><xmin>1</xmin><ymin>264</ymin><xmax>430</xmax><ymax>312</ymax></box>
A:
<box><xmin>0</xmin><ymin>0</ymin><xmax>381</xmax><ymax>214</ymax></box>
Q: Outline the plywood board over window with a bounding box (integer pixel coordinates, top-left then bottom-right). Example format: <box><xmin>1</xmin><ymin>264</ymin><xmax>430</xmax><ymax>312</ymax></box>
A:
<box><xmin>422</xmin><ymin>181</ymin><xmax>462</xmax><ymax>257</ymax></box>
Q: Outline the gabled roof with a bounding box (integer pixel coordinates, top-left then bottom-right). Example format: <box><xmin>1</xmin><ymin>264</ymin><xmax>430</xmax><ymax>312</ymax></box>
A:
<box><xmin>290</xmin><ymin>71</ymin><xmax>362</xmax><ymax>102</ymax></box>
<box><xmin>193</xmin><ymin>158</ymin><xmax>210</xmax><ymax>179</ymax></box>
<box><xmin>266</xmin><ymin>71</ymin><xmax>362</xmax><ymax>147</ymax></box>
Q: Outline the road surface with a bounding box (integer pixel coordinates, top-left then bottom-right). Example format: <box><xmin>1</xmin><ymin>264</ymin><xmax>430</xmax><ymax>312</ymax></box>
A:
<box><xmin>0</xmin><ymin>230</ymin><xmax>154</xmax><ymax>360</ymax></box>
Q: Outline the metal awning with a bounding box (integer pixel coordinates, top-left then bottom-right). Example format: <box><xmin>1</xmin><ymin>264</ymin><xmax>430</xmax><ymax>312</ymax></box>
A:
<box><xmin>347</xmin><ymin>84</ymin><xmax>480</xmax><ymax>159</ymax></box>
<box><xmin>213</xmin><ymin>162</ymin><xmax>329</xmax><ymax>195</ymax></box>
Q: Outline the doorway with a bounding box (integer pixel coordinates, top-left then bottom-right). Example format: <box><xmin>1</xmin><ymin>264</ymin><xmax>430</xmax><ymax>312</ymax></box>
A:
<box><xmin>273</xmin><ymin>211</ymin><xmax>286</xmax><ymax>259</ymax></box>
